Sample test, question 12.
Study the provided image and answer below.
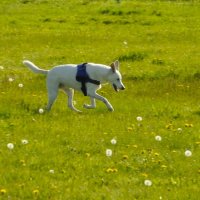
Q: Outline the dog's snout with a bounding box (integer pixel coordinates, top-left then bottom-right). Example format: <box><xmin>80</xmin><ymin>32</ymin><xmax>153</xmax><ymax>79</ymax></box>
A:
<box><xmin>121</xmin><ymin>86</ymin><xmax>125</xmax><ymax>90</ymax></box>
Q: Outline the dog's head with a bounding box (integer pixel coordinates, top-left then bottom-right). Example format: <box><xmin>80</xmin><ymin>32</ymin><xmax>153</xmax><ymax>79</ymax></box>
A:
<box><xmin>108</xmin><ymin>60</ymin><xmax>125</xmax><ymax>92</ymax></box>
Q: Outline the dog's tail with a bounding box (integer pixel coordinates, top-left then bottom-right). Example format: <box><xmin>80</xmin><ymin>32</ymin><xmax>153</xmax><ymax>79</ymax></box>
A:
<box><xmin>23</xmin><ymin>60</ymin><xmax>48</xmax><ymax>75</ymax></box>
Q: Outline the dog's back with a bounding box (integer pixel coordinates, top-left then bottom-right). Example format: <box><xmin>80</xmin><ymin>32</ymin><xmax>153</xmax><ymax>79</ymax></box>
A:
<box><xmin>47</xmin><ymin>64</ymin><xmax>81</xmax><ymax>90</ymax></box>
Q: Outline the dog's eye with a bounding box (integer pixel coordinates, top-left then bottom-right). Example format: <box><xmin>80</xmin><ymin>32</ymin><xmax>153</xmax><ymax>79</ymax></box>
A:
<box><xmin>117</xmin><ymin>78</ymin><xmax>120</xmax><ymax>81</ymax></box>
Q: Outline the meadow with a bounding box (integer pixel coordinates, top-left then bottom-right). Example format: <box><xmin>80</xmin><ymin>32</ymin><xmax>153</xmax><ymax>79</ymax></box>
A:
<box><xmin>0</xmin><ymin>0</ymin><xmax>200</xmax><ymax>199</ymax></box>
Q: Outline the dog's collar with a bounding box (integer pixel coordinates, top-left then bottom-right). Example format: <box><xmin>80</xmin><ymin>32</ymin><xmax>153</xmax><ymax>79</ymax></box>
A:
<box><xmin>76</xmin><ymin>63</ymin><xmax>100</xmax><ymax>96</ymax></box>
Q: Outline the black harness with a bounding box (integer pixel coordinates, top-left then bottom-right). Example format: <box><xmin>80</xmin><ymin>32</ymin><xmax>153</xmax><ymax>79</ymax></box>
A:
<box><xmin>76</xmin><ymin>63</ymin><xmax>100</xmax><ymax>96</ymax></box>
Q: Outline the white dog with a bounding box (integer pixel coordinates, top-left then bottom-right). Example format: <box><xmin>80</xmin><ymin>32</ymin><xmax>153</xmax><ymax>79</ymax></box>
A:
<box><xmin>23</xmin><ymin>60</ymin><xmax>125</xmax><ymax>112</ymax></box>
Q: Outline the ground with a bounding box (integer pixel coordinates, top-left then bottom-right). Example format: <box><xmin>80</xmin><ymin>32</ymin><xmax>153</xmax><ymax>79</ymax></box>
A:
<box><xmin>0</xmin><ymin>0</ymin><xmax>200</xmax><ymax>199</ymax></box>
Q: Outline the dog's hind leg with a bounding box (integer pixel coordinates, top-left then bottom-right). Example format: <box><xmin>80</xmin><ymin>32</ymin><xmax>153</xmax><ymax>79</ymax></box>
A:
<box><xmin>83</xmin><ymin>97</ymin><xmax>96</xmax><ymax>109</ymax></box>
<box><xmin>62</xmin><ymin>88</ymin><xmax>82</xmax><ymax>112</ymax></box>
<box><xmin>46</xmin><ymin>85</ymin><xmax>59</xmax><ymax>111</ymax></box>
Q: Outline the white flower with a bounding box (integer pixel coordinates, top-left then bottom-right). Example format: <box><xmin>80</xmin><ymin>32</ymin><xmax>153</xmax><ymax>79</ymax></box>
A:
<box><xmin>39</xmin><ymin>108</ymin><xmax>44</xmax><ymax>114</ymax></box>
<box><xmin>136</xmin><ymin>116</ymin><xmax>143</xmax><ymax>122</ymax></box>
<box><xmin>144</xmin><ymin>179</ymin><xmax>152</xmax><ymax>186</ymax></box>
<box><xmin>18</xmin><ymin>83</ymin><xmax>23</xmax><ymax>88</ymax></box>
<box><xmin>49</xmin><ymin>169</ymin><xmax>55</xmax><ymax>174</ymax></box>
<box><xmin>185</xmin><ymin>150</ymin><xmax>192</xmax><ymax>157</ymax></box>
<box><xmin>21</xmin><ymin>139</ymin><xmax>29</xmax><ymax>145</ymax></box>
<box><xmin>123</xmin><ymin>41</ymin><xmax>128</xmax><ymax>45</ymax></box>
<box><xmin>106</xmin><ymin>149</ymin><xmax>112</xmax><ymax>157</ymax></box>
<box><xmin>8</xmin><ymin>78</ymin><xmax>14</xmax><ymax>82</ymax></box>
<box><xmin>155</xmin><ymin>135</ymin><xmax>162</xmax><ymax>141</ymax></box>
<box><xmin>7</xmin><ymin>143</ymin><xmax>14</xmax><ymax>150</ymax></box>
<box><xmin>111</xmin><ymin>138</ymin><xmax>117</xmax><ymax>145</ymax></box>
<box><xmin>177</xmin><ymin>128</ymin><xmax>182</xmax><ymax>133</ymax></box>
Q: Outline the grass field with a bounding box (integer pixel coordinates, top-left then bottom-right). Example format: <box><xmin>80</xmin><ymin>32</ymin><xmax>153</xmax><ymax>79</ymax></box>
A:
<box><xmin>1</xmin><ymin>0</ymin><xmax>200</xmax><ymax>199</ymax></box>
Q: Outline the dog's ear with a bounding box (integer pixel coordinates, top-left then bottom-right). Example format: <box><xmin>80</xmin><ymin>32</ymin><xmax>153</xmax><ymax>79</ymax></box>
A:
<box><xmin>110</xmin><ymin>60</ymin><xmax>120</xmax><ymax>72</ymax></box>
<box><xmin>110</xmin><ymin>62</ymin><xmax>116</xmax><ymax>72</ymax></box>
<box><xmin>114</xmin><ymin>60</ymin><xmax>120</xmax><ymax>71</ymax></box>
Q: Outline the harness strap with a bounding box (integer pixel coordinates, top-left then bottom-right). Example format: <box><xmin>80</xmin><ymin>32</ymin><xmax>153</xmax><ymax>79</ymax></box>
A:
<box><xmin>76</xmin><ymin>63</ymin><xmax>100</xmax><ymax>96</ymax></box>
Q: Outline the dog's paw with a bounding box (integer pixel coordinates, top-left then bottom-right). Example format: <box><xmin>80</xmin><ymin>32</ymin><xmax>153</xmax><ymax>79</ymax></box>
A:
<box><xmin>83</xmin><ymin>104</ymin><xmax>95</xmax><ymax>109</ymax></box>
<box><xmin>108</xmin><ymin>107</ymin><xmax>114</xmax><ymax>112</ymax></box>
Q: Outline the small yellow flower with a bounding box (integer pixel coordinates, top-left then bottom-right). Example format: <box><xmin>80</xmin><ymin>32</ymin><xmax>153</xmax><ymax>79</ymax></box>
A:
<box><xmin>161</xmin><ymin>165</ymin><xmax>167</xmax><ymax>169</ymax></box>
<box><xmin>33</xmin><ymin>189</ymin><xmax>39</xmax><ymax>195</ymax></box>
<box><xmin>127</xmin><ymin>127</ymin><xmax>133</xmax><ymax>131</ymax></box>
<box><xmin>112</xmin><ymin>168</ymin><xmax>118</xmax><ymax>172</ymax></box>
<box><xmin>166</xmin><ymin>124</ymin><xmax>173</xmax><ymax>129</ymax></box>
<box><xmin>106</xmin><ymin>168</ymin><xmax>113</xmax><ymax>173</ymax></box>
<box><xmin>106</xmin><ymin>168</ymin><xmax>118</xmax><ymax>173</ymax></box>
<box><xmin>185</xmin><ymin>123</ymin><xmax>193</xmax><ymax>128</ymax></box>
<box><xmin>141</xmin><ymin>173</ymin><xmax>148</xmax><ymax>178</ymax></box>
<box><xmin>85</xmin><ymin>153</ymin><xmax>90</xmax><ymax>157</ymax></box>
<box><xmin>122</xmin><ymin>155</ymin><xmax>129</xmax><ymax>160</ymax></box>
<box><xmin>0</xmin><ymin>189</ymin><xmax>7</xmax><ymax>195</ymax></box>
<box><xmin>133</xmin><ymin>144</ymin><xmax>138</xmax><ymax>148</ymax></box>
<box><xmin>195</xmin><ymin>141</ymin><xmax>200</xmax><ymax>145</ymax></box>
<box><xmin>154</xmin><ymin>152</ymin><xmax>159</xmax><ymax>156</ymax></box>
<box><xmin>177</xmin><ymin>84</ymin><xmax>184</xmax><ymax>87</ymax></box>
<box><xmin>20</xmin><ymin>160</ymin><xmax>26</xmax><ymax>166</ymax></box>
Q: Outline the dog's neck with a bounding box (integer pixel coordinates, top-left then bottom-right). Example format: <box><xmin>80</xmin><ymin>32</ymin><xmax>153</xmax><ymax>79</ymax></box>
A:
<box><xmin>86</xmin><ymin>64</ymin><xmax>112</xmax><ymax>83</ymax></box>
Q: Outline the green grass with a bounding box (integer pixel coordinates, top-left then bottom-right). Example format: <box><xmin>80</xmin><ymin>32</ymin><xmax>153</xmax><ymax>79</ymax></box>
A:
<box><xmin>1</xmin><ymin>0</ymin><xmax>200</xmax><ymax>199</ymax></box>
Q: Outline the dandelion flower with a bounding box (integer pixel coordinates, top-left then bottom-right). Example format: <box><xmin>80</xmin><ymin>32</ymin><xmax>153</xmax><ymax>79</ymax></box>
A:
<box><xmin>185</xmin><ymin>150</ymin><xmax>192</xmax><ymax>157</ymax></box>
<box><xmin>0</xmin><ymin>189</ymin><xmax>7</xmax><ymax>195</ymax></box>
<box><xmin>195</xmin><ymin>141</ymin><xmax>200</xmax><ymax>145</ymax></box>
<box><xmin>106</xmin><ymin>149</ymin><xmax>112</xmax><ymax>157</ymax></box>
<box><xmin>185</xmin><ymin>123</ymin><xmax>193</xmax><ymax>128</ymax></box>
<box><xmin>85</xmin><ymin>153</ymin><xmax>90</xmax><ymax>157</ymax></box>
<box><xmin>39</xmin><ymin>108</ymin><xmax>44</xmax><ymax>114</ymax></box>
<box><xmin>112</xmin><ymin>168</ymin><xmax>118</xmax><ymax>172</ymax></box>
<box><xmin>8</xmin><ymin>78</ymin><xmax>14</xmax><ymax>82</ymax></box>
<box><xmin>127</xmin><ymin>127</ymin><xmax>133</xmax><ymax>131</ymax></box>
<box><xmin>21</xmin><ymin>139</ymin><xmax>29</xmax><ymax>145</ymax></box>
<box><xmin>136</xmin><ymin>116</ymin><xmax>143</xmax><ymax>122</ymax></box>
<box><xmin>106</xmin><ymin>168</ymin><xmax>113</xmax><ymax>173</ymax></box>
<box><xmin>20</xmin><ymin>160</ymin><xmax>26</xmax><ymax>166</ymax></box>
<box><xmin>133</xmin><ymin>144</ymin><xmax>138</xmax><ymax>148</ymax></box>
<box><xmin>49</xmin><ymin>169</ymin><xmax>55</xmax><ymax>174</ymax></box>
<box><xmin>144</xmin><ymin>179</ymin><xmax>152</xmax><ymax>186</ymax></box>
<box><xmin>122</xmin><ymin>155</ymin><xmax>128</xmax><ymax>160</ymax></box>
<box><xmin>155</xmin><ymin>135</ymin><xmax>162</xmax><ymax>141</ymax></box>
<box><xmin>166</xmin><ymin>123</ymin><xmax>173</xmax><ymax>129</ymax></box>
<box><xmin>0</xmin><ymin>66</ymin><xmax>4</xmax><ymax>70</ymax></box>
<box><xmin>141</xmin><ymin>173</ymin><xmax>148</xmax><ymax>178</ymax></box>
<box><xmin>111</xmin><ymin>138</ymin><xmax>117</xmax><ymax>145</ymax></box>
<box><xmin>106</xmin><ymin>168</ymin><xmax>118</xmax><ymax>173</ymax></box>
<box><xmin>33</xmin><ymin>189</ymin><xmax>39</xmax><ymax>195</ymax></box>
<box><xmin>177</xmin><ymin>128</ymin><xmax>182</xmax><ymax>133</ymax></box>
<box><xmin>18</xmin><ymin>83</ymin><xmax>23</xmax><ymax>88</ymax></box>
<box><xmin>7</xmin><ymin>143</ymin><xmax>14</xmax><ymax>150</ymax></box>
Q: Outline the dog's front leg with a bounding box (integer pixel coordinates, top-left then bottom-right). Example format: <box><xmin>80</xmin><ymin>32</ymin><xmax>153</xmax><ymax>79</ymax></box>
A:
<box><xmin>84</xmin><ymin>97</ymin><xmax>96</xmax><ymax>109</ymax></box>
<box><xmin>88</xmin><ymin>92</ymin><xmax>114</xmax><ymax>111</ymax></box>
